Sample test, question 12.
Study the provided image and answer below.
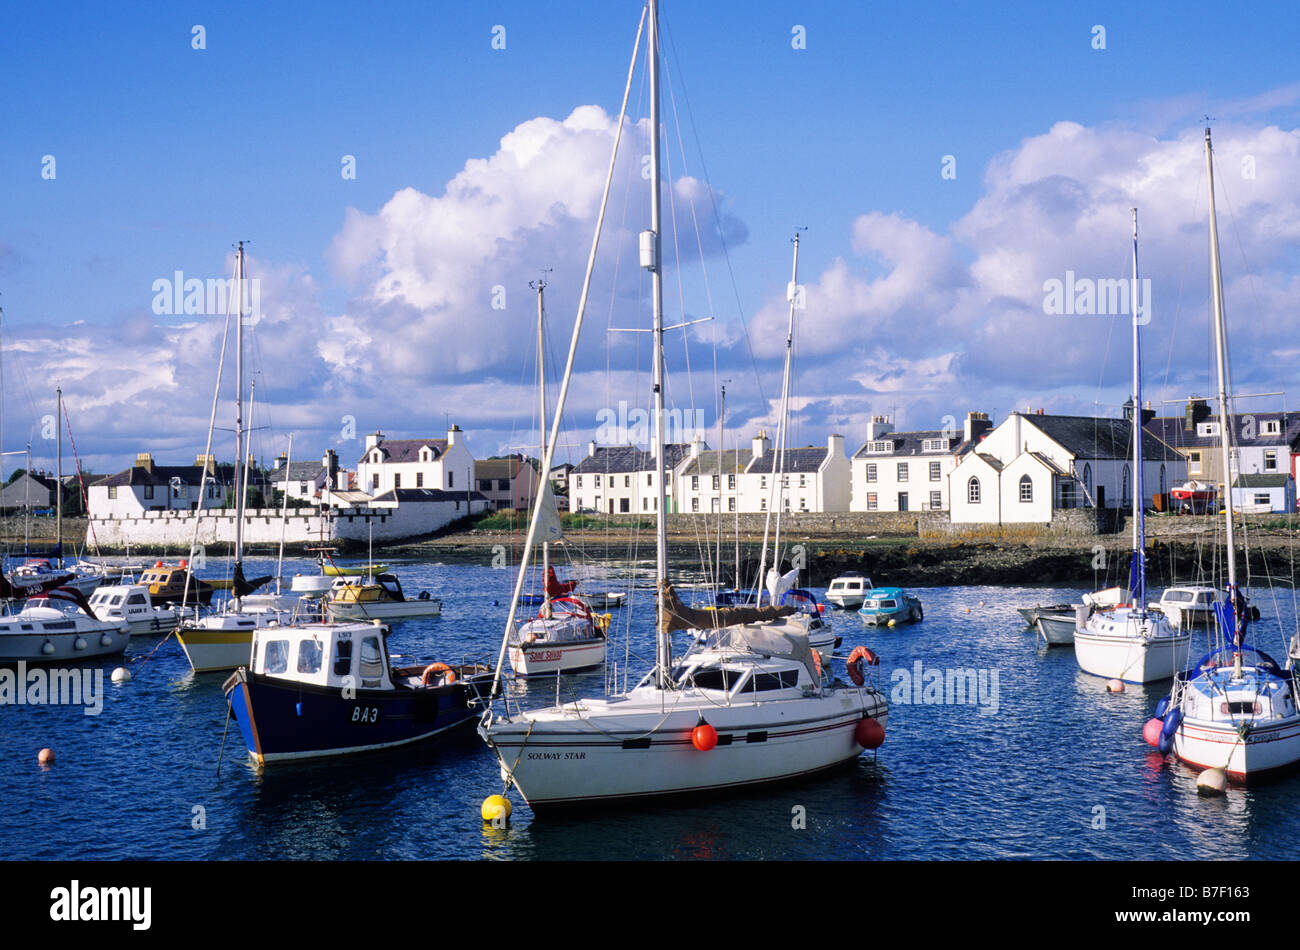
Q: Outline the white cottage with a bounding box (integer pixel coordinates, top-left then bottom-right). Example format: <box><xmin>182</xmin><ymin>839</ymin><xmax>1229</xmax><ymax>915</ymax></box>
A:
<box><xmin>88</xmin><ymin>453</ymin><xmax>231</xmax><ymax>518</ymax></box>
<box><xmin>356</xmin><ymin>425</ymin><xmax>475</xmax><ymax>498</ymax></box>
<box><xmin>735</xmin><ymin>432</ymin><xmax>851</xmax><ymax>514</ymax></box>
<box><xmin>948</xmin><ymin>410</ymin><xmax>1186</xmax><ymax>525</ymax></box>
<box><xmin>568</xmin><ymin>440</ymin><xmax>701</xmax><ymax>514</ymax></box>
<box><xmin>850</xmin><ymin>412</ymin><xmax>991</xmax><ymax>512</ymax></box>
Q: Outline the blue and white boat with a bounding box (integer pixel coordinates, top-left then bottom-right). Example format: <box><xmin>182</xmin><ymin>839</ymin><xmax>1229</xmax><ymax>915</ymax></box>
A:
<box><xmin>857</xmin><ymin>587</ymin><xmax>923</xmax><ymax>626</ymax></box>
<box><xmin>780</xmin><ymin>587</ymin><xmax>838</xmax><ymax>661</ymax></box>
<box><xmin>223</xmin><ymin>620</ymin><xmax>491</xmax><ymax>765</ymax></box>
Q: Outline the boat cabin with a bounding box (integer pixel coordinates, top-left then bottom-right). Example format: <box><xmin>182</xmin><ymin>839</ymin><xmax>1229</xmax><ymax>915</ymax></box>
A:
<box><xmin>328</xmin><ymin>573</ymin><xmax>412</xmax><ymax>605</ymax></box>
<box><xmin>250</xmin><ymin>621</ymin><xmax>395</xmax><ymax>691</ymax></box>
<box><xmin>669</xmin><ymin>652</ymin><xmax>811</xmax><ymax>697</ymax></box>
<box><xmin>88</xmin><ymin>585</ymin><xmax>162</xmax><ymax>624</ymax></box>
<box><xmin>828</xmin><ymin>574</ymin><xmax>871</xmax><ymax>597</ymax></box>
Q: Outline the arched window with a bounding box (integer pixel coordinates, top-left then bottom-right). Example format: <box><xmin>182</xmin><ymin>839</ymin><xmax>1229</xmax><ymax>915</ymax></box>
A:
<box><xmin>1082</xmin><ymin>464</ymin><xmax>1092</xmax><ymax>494</ymax></box>
<box><xmin>1122</xmin><ymin>464</ymin><xmax>1131</xmax><ymax>504</ymax></box>
<box><xmin>1019</xmin><ymin>475</ymin><xmax>1033</xmax><ymax>503</ymax></box>
<box><xmin>967</xmin><ymin>477</ymin><xmax>981</xmax><ymax>504</ymax></box>
<box><xmin>1159</xmin><ymin>464</ymin><xmax>1167</xmax><ymax>496</ymax></box>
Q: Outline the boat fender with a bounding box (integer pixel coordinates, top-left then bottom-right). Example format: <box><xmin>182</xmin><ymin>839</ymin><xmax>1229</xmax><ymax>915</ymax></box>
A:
<box><xmin>1157</xmin><ymin>707</ymin><xmax>1183</xmax><ymax>753</ymax></box>
<box><xmin>1142</xmin><ymin>718</ymin><xmax>1163</xmax><ymax>747</ymax></box>
<box><xmin>811</xmin><ymin>649</ymin><xmax>823</xmax><ymax>680</ymax></box>
<box><xmin>421</xmin><ymin>663</ymin><xmax>456</xmax><ymax>686</ymax></box>
<box><xmin>1154</xmin><ymin>696</ymin><xmax>1171</xmax><ymax>721</ymax></box>
<box><xmin>845</xmin><ymin>645</ymin><xmax>879</xmax><ymax>687</ymax></box>
<box><xmin>855</xmin><ymin>717</ymin><xmax>885</xmax><ymax>749</ymax></box>
<box><xmin>74</xmin><ymin>638</ymin><xmax>87</xmax><ymax>651</ymax></box>
<box><xmin>41</xmin><ymin>640</ymin><xmax>55</xmax><ymax>655</ymax></box>
<box><xmin>1249</xmin><ymin>605</ymin><xmax>1261</xmax><ymax>622</ymax></box>
<box><xmin>100</xmin><ymin>633</ymin><xmax>113</xmax><ymax>647</ymax></box>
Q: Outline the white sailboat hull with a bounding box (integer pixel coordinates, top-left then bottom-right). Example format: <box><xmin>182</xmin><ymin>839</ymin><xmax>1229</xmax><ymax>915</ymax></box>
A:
<box><xmin>1035</xmin><ymin>612</ymin><xmax>1078</xmax><ymax>645</ymax></box>
<box><xmin>1174</xmin><ymin>716</ymin><xmax>1300</xmax><ymax>778</ymax></box>
<box><xmin>483</xmin><ymin>685</ymin><xmax>887</xmax><ymax>809</ymax></box>
<box><xmin>1074</xmin><ymin>609</ymin><xmax>1189</xmax><ymax>683</ymax></box>
<box><xmin>509</xmin><ymin>637</ymin><xmax>607</xmax><ymax>676</ymax></box>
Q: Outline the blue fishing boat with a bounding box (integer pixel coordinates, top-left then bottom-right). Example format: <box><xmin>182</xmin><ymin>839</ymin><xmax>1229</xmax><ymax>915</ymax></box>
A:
<box><xmin>223</xmin><ymin>620</ymin><xmax>491</xmax><ymax>765</ymax></box>
<box><xmin>858</xmin><ymin>587</ymin><xmax>923</xmax><ymax>626</ymax></box>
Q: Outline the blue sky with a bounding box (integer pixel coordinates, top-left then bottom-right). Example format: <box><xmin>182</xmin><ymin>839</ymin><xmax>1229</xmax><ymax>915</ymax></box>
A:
<box><xmin>2</xmin><ymin>1</ymin><xmax>1299</xmax><ymax>476</ymax></box>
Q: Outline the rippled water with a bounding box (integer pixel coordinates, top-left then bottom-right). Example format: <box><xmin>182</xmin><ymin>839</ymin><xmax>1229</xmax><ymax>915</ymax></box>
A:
<box><xmin>4</xmin><ymin>556</ymin><xmax>1299</xmax><ymax>860</ymax></box>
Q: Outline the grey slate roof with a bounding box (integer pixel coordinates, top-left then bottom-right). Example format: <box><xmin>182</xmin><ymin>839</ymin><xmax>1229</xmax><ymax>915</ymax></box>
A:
<box><xmin>571</xmin><ymin>443</ymin><xmax>694</xmax><ymax>475</ymax></box>
<box><xmin>475</xmin><ymin>458</ymin><xmax>532</xmax><ymax>480</ymax></box>
<box><xmin>358</xmin><ymin>438</ymin><xmax>448</xmax><ymax>466</ymax></box>
<box><xmin>746</xmin><ymin>447</ymin><xmax>828</xmax><ymax>475</ymax></box>
<box><xmin>94</xmin><ymin>463</ymin><xmax>239</xmax><ymax>488</ymax></box>
<box><xmin>1233</xmin><ymin>474</ymin><xmax>1294</xmax><ymax>489</ymax></box>
<box><xmin>852</xmin><ymin>430</ymin><xmax>960</xmax><ymax>459</ymax></box>
<box><xmin>1147</xmin><ymin>412</ymin><xmax>1300</xmax><ymax>451</ymax></box>
<box><xmin>1026</xmin><ymin>414</ymin><xmax>1183</xmax><ymax>462</ymax></box>
<box><xmin>680</xmin><ymin>449</ymin><xmax>750</xmax><ymax>477</ymax></box>
<box><xmin>273</xmin><ymin>461</ymin><xmax>327</xmax><ymax>483</ymax></box>
<box><xmin>975</xmin><ymin>453</ymin><xmax>1005</xmax><ymax>472</ymax></box>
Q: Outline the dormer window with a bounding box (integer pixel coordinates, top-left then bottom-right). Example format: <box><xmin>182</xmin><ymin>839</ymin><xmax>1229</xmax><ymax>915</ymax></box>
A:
<box><xmin>1198</xmin><ymin>423</ymin><xmax>1220</xmax><ymax>437</ymax></box>
<box><xmin>922</xmin><ymin>438</ymin><xmax>948</xmax><ymax>452</ymax></box>
<box><xmin>1263</xmin><ymin>420</ymin><xmax>1281</xmax><ymax>436</ymax></box>
<box><xmin>868</xmin><ymin>441</ymin><xmax>892</xmax><ymax>454</ymax></box>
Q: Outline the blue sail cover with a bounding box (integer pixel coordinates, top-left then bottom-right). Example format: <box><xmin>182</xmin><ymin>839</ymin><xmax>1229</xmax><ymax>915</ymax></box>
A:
<box><xmin>1127</xmin><ymin>551</ymin><xmax>1144</xmax><ymax>603</ymax></box>
<box><xmin>1213</xmin><ymin>596</ymin><xmax>1248</xmax><ymax>644</ymax></box>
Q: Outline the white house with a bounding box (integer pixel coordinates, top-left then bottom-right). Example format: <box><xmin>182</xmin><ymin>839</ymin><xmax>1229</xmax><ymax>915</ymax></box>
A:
<box><xmin>1232</xmin><ymin>474</ymin><xmax>1296</xmax><ymax>514</ymax></box>
<box><xmin>270</xmin><ymin>449</ymin><xmax>347</xmax><ymax>504</ymax></box>
<box><xmin>89</xmin><ymin>453</ymin><xmax>231</xmax><ymax>518</ymax></box>
<box><xmin>949</xmin><ymin>410</ymin><xmax>1187</xmax><ymax>525</ymax></box>
<box><xmin>733</xmin><ymin>432</ymin><xmax>851</xmax><ymax>514</ymax></box>
<box><xmin>849</xmin><ymin>412</ymin><xmax>991</xmax><ymax>512</ymax></box>
<box><xmin>568</xmin><ymin>441</ymin><xmax>701</xmax><ymax>514</ymax></box>
<box><xmin>677</xmin><ymin>444</ymin><xmax>749</xmax><ymax>515</ymax></box>
<box><xmin>356</xmin><ymin>425</ymin><xmax>475</xmax><ymax>497</ymax></box>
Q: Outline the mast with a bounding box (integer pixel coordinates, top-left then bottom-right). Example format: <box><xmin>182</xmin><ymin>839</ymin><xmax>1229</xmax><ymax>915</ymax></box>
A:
<box><xmin>275</xmin><ymin>433</ymin><xmax>292</xmax><ymax>595</ymax></box>
<box><xmin>715</xmin><ymin>384</ymin><xmax>725</xmax><ymax>592</ymax></box>
<box><xmin>233</xmin><ymin>241</ymin><xmax>247</xmax><ymax>608</ymax></box>
<box><xmin>1130</xmin><ymin>209</ymin><xmax>1146</xmax><ymax>616</ymax></box>
<box><xmin>1204</xmin><ymin>127</ymin><xmax>1241</xmax><ymax>668</ymax></box>
<box><xmin>534</xmin><ymin>277</ymin><xmax>550</xmax><ymax>605</ymax></box>
<box><xmin>756</xmin><ymin>231</ymin><xmax>802</xmax><ymax>603</ymax></box>
<box><xmin>55</xmin><ymin>387</ymin><xmax>62</xmax><ymax>563</ymax></box>
<box><xmin>647</xmin><ymin>0</ymin><xmax>670</xmax><ymax>687</ymax></box>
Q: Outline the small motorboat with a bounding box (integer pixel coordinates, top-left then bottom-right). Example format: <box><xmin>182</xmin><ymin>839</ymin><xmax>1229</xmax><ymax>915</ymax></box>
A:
<box><xmin>580</xmin><ymin>591</ymin><xmax>627</xmax><ymax>610</ymax></box>
<box><xmin>1017</xmin><ymin>603</ymin><xmax>1073</xmax><ymax>627</ymax></box>
<box><xmin>223</xmin><ymin>620</ymin><xmax>491</xmax><ymax>764</ymax></box>
<box><xmin>1035</xmin><ymin>606</ymin><xmax>1082</xmax><ymax>645</ymax></box>
<box><xmin>858</xmin><ymin>587</ymin><xmax>923</xmax><ymax>626</ymax></box>
<box><xmin>826</xmin><ymin>572</ymin><xmax>873</xmax><ymax>610</ymax></box>
<box><xmin>1150</xmin><ymin>586</ymin><xmax>1224</xmax><ymax>631</ymax></box>
<box><xmin>87</xmin><ymin>584</ymin><xmax>187</xmax><ymax>635</ymax></box>
<box><xmin>321</xmin><ymin>562</ymin><xmax>389</xmax><ymax>577</ymax></box>
<box><xmin>0</xmin><ymin>586</ymin><xmax>130</xmax><ymax>662</ymax></box>
<box><xmin>1170</xmin><ymin>479</ymin><xmax>1217</xmax><ymax>514</ymax></box>
<box><xmin>326</xmin><ymin>573</ymin><xmax>442</xmax><ymax>621</ymax></box>
<box><xmin>139</xmin><ymin>561</ymin><xmax>215</xmax><ymax>606</ymax></box>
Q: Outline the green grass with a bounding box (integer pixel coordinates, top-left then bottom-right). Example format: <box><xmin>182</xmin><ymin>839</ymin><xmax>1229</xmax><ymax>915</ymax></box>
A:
<box><xmin>471</xmin><ymin>511</ymin><xmax>655</xmax><ymax>532</ymax></box>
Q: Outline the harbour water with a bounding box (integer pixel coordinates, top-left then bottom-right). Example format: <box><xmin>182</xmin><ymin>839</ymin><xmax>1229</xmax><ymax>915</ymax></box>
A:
<box><xmin>4</xmin><ymin>556</ymin><xmax>1300</xmax><ymax>861</ymax></box>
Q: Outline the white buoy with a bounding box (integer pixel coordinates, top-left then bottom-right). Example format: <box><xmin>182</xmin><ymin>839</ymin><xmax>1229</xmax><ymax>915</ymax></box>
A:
<box><xmin>1196</xmin><ymin>768</ymin><xmax>1228</xmax><ymax>796</ymax></box>
<box><xmin>1106</xmin><ymin>679</ymin><xmax>1125</xmax><ymax>693</ymax></box>
<box><xmin>979</xmin><ymin>600</ymin><xmax>986</xmax><ymax>607</ymax></box>
<box><xmin>111</xmin><ymin>667</ymin><xmax>132</xmax><ymax>684</ymax></box>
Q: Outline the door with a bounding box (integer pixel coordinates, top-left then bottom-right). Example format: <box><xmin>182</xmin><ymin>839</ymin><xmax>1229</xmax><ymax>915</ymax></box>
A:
<box><xmin>898</xmin><ymin>492</ymin><xmax>909</xmax><ymax>512</ymax></box>
<box><xmin>608</xmin><ymin>498</ymin><xmax>614</xmax><ymax>514</ymax></box>
<box><xmin>1096</xmin><ymin>485</ymin><xmax>1105</xmax><ymax>509</ymax></box>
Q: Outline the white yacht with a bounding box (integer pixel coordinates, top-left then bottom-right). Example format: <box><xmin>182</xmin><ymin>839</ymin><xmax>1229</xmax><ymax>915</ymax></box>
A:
<box><xmin>0</xmin><ymin>588</ymin><xmax>130</xmax><ymax>662</ymax></box>
<box><xmin>826</xmin><ymin>572</ymin><xmax>872</xmax><ymax>609</ymax></box>
<box><xmin>87</xmin><ymin>584</ymin><xmax>186</xmax><ymax>635</ymax></box>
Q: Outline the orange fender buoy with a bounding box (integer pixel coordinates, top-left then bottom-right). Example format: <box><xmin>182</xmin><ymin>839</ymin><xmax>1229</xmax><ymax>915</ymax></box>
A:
<box><xmin>855</xmin><ymin>717</ymin><xmax>885</xmax><ymax>749</ymax></box>
<box><xmin>691</xmin><ymin>719</ymin><xmax>718</xmax><ymax>751</ymax></box>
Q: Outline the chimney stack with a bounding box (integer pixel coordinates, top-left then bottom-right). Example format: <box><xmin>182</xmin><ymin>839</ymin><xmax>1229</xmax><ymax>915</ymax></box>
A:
<box><xmin>963</xmin><ymin>411</ymin><xmax>992</xmax><ymax>443</ymax></box>
<box><xmin>751</xmin><ymin>430</ymin><xmax>771</xmax><ymax>461</ymax></box>
<box><xmin>136</xmin><ymin>452</ymin><xmax>154</xmax><ymax>473</ymax></box>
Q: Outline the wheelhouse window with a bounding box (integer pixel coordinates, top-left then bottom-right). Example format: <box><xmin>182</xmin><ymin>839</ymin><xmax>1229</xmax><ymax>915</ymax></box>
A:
<box><xmin>297</xmin><ymin>639</ymin><xmax>323</xmax><ymax>674</ymax></box>
<box><xmin>264</xmin><ymin>640</ymin><xmax>290</xmax><ymax>675</ymax></box>
<box><xmin>748</xmin><ymin>669</ymin><xmax>800</xmax><ymax>691</ymax></box>
<box><xmin>359</xmin><ymin>636</ymin><xmax>384</xmax><ymax>687</ymax></box>
<box><xmin>333</xmin><ymin>639</ymin><xmax>353</xmax><ymax>677</ymax></box>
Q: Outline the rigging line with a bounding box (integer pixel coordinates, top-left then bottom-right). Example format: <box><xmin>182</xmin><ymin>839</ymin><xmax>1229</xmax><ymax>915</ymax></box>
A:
<box><xmin>660</xmin><ymin>15</ymin><xmax>768</xmax><ymax>414</ymax></box>
<box><xmin>59</xmin><ymin>399</ymin><xmax>102</xmax><ymax>562</ymax></box>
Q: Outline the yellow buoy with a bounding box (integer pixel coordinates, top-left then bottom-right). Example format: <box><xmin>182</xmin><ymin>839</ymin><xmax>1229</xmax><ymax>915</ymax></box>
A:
<box><xmin>481</xmin><ymin>794</ymin><xmax>512</xmax><ymax>824</ymax></box>
<box><xmin>1196</xmin><ymin>768</ymin><xmax>1228</xmax><ymax>796</ymax></box>
<box><xmin>964</xmin><ymin>607</ymin><xmax>971</xmax><ymax>614</ymax></box>
<box><xmin>887</xmin><ymin>618</ymin><xmax>896</xmax><ymax>627</ymax></box>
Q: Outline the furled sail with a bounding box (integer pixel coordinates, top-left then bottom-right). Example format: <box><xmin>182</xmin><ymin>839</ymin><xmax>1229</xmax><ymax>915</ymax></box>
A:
<box><xmin>659</xmin><ymin>580</ymin><xmax>793</xmax><ymax>635</ymax></box>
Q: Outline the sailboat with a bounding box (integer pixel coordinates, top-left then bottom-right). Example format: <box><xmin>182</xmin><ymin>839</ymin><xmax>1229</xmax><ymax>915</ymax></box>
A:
<box><xmin>1153</xmin><ymin>127</ymin><xmax>1300</xmax><ymax>779</ymax></box>
<box><xmin>477</xmin><ymin>0</ymin><xmax>889</xmax><ymax>809</ymax></box>
<box><xmin>177</xmin><ymin>243</ymin><xmax>285</xmax><ymax>674</ymax></box>
<box><xmin>1073</xmin><ymin>209</ymin><xmax>1190</xmax><ymax>683</ymax></box>
<box><xmin>507</xmin><ymin>277</ymin><xmax>608</xmax><ymax>677</ymax></box>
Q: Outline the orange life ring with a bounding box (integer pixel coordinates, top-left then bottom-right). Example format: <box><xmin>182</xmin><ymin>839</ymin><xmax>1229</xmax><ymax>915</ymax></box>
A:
<box><xmin>420</xmin><ymin>663</ymin><xmax>456</xmax><ymax>686</ymax></box>
<box><xmin>846</xmin><ymin>645</ymin><xmax>880</xmax><ymax>687</ymax></box>
<box><xmin>812</xmin><ymin>649</ymin><xmax>822</xmax><ymax>678</ymax></box>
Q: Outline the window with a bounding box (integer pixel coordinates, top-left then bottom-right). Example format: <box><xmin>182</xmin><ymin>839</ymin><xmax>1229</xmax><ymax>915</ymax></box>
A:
<box><xmin>1265</xmin><ymin>450</ymin><xmax>1278</xmax><ymax>472</ymax></box>
<box><xmin>372</xmin><ymin>474</ymin><xmax>379</xmax><ymax>490</ymax></box>
<box><xmin>448</xmin><ymin>472</ymin><xmax>454</xmax><ymax>488</ymax></box>
<box><xmin>1019</xmin><ymin>475</ymin><xmax>1033</xmax><ymax>502</ymax></box>
<box><xmin>798</xmin><ymin>474</ymin><xmax>806</xmax><ymax>487</ymax></box>
<box><xmin>298</xmin><ymin>639</ymin><xmax>323</xmax><ymax>674</ymax></box>
<box><xmin>922</xmin><ymin>438</ymin><xmax>948</xmax><ymax>452</ymax></box>
<box><xmin>866</xmin><ymin>492</ymin><xmax>877</xmax><ymax>511</ymax></box>
<box><xmin>642</xmin><ymin>498</ymin><xmax>648</xmax><ymax>511</ymax></box>
<box><xmin>688</xmin><ymin>666</ymin><xmax>745</xmax><ymax>691</ymax></box>
<box><xmin>930</xmin><ymin>490</ymin><xmax>942</xmax><ymax>510</ymax></box>
<box><xmin>394</xmin><ymin>473</ymin><xmax>401</xmax><ymax>489</ymax></box>
<box><xmin>727</xmin><ymin>474</ymin><xmax>736</xmax><ymax>490</ymax></box>
<box><xmin>264</xmin><ymin>640</ymin><xmax>290</xmax><ymax>675</ymax></box>
<box><xmin>760</xmin><ymin>499</ymin><xmax>767</xmax><ymax>511</ymax></box>
<box><xmin>866</xmin><ymin>464</ymin><xmax>877</xmax><ymax>483</ymax></box>
<box><xmin>967</xmin><ymin>477</ymin><xmax>981</xmax><ymax>504</ymax></box>
<box><xmin>207</xmin><ymin>484</ymin><xmax>215</xmax><ymax>499</ymax></box>
<box><xmin>749</xmin><ymin>669</ymin><xmax>800</xmax><ymax>691</ymax></box>
<box><xmin>594</xmin><ymin>474</ymin><xmax>601</xmax><ymax>487</ymax></box>
<box><xmin>576</xmin><ymin>475</ymin><xmax>582</xmax><ymax>488</ymax></box>
<box><xmin>298</xmin><ymin>481</ymin><xmax>308</xmax><ymax>494</ymax></box>
<box><xmin>1254</xmin><ymin>492</ymin><xmax>1271</xmax><ymax>506</ymax></box>
<box><xmin>930</xmin><ymin>461</ymin><xmax>941</xmax><ymax>481</ymax></box>
<box><xmin>761</xmin><ymin>476</ymin><xmax>767</xmax><ymax>489</ymax></box>
<box><xmin>712</xmin><ymin>475</ymin><xmax>720</xmax><ymax>490</ymax></box>
<box><xmin>624</xmin><ymin>475</ymin><xmax>630</xmax><ymax>488</ymax></box>
<box><xmin>1189</xmin><ymin>452</ymin><xmax>1201</xmax><ymax>474</ymax></box>
<box><xmin>691</xmin><ymin>498</ymin><xmax>699</xmax><ymax>512</ymax></box>
<box><xmin>1198</xmin><ymin>422</ymin><xmax>1220</xmax><ymax>437</ymax></box>
<box><xmin>620</xmin><ymin>498</ymin><xmax>629</xmax><ymax>513</ymax></box>
<box><xmin>897</xmin><ymin>463</ymin><xmax>909</xmax><ymax>482</ymax></box>
<box><xmin>646</xmin><ymin>473</ymin><xmax>652</xmax><ymax>486</ymax></box>
<box><xmin>1059</xmin><ymin>479</ymin><xmax>1077</xmax><ymax>508</ymax></box>
<box><xmin>1082</xmin><ymin>464</ymin><xmax>1092</xmax><ymax>497</ymax></box>
<box><xmin>126</xmin><ymin>594</ymin><xmax>144</xmax><ymax>606</ymax></box>
<box><xmin>691</xmin><ymin>476</ymin><xmax>699</xmax><ymax>490</ymax></box>
<box><xmin>728</xmin><ymin>497</ymin><xmax>735</xmax><ymax>512</ymax></box>
<box><xmin>144</xmin><ymin>485</ymin><xmax>155</xmax><ymax>499</ymax></box>
<box><xmin>108</xmin><ymin>486</ymin><xmax>117</xmax><ymax>500</ymax></box>
<box><xmin>333</xmin><ymin>640</ymin><xmax>353</xmax><ymax>677</ymax></box>
<box><xmin>868</xmin><ymin>441</ymin><xmax>892</xmax><ymax>453</ymax></box>
<box><xmin>417</xmin><ymin>472</ymin><xmax>424</xmax><ymax>488</ymax></box>
<box><xmin>1159</xmin><ymin>465</ymin><xmax>1166</xmax><ymax>495</ymax></box>
<box><xmin>359</xmin><ymin>636</ymin><xmax>384</xmax><ymax>687</ymax></box>
<box><xmin>1263</xmin><ymin>420</ymin><xmax>1281</xmax><ymax>436</ymax></box>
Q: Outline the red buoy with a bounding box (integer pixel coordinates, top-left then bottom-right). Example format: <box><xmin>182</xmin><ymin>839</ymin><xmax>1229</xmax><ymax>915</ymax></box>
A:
<box><xmin>1143</xmin><ymin>718</ymin><xmax>1164</xmax><ymax>747</ymax></box>
<box><xmin>855</xmin><ymin>717</ymin><xmax>885</xmax><ymax>749</ymax></box>
<box><xmin>154</xmin><ymin>560</ymin><xmax>164</xmax><ymax>568</ymax></box>
<box><xmin>691</xmin><ymin>722</ymin><xmax>718</xmax><ymax>751</ymax></box>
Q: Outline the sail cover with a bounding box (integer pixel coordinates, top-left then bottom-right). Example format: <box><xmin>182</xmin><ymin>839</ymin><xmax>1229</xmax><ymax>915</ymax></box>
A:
<box><xmin>660</xmin><ymin>580</ymin><xmax>794</xmax><ymax>635</ymax></box>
